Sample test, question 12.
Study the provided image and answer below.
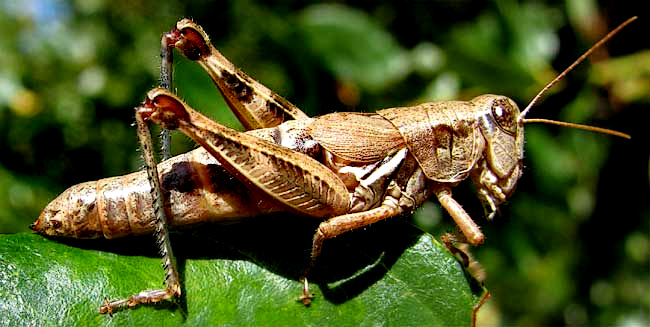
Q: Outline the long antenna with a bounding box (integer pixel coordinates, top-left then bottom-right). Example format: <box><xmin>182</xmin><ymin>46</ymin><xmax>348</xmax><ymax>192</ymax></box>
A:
<box><xmin>518</xmin><ymin>16</ymin><xmax>638</xmax><ymax>122</ymax></box>
<box><xmin>522</xmin><ymin>118</ymin><xmax>630</xmax><ymax>139</ymax></box>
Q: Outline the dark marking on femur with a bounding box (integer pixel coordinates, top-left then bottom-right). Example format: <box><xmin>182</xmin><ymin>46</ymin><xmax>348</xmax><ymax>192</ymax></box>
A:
<box><xmin>266</xmin><ymin>101</ymin><xmax>285</xmax><ymax>122</ymax></box>
<box><xmin>205</xmin><ymin>163</ymin><xmax>249</xmax><ymax>195</ymax></box>
<box><xmin>222</xmin><ymin>70</ymin><xmax>254</xmax><ymax>103</ymax></box>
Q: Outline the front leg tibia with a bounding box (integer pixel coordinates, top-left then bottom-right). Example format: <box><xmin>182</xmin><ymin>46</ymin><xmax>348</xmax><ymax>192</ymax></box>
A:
<box><xmin>433</xmin><ymin>184</ymin><xmax>485</xmax><ymax>245</ymax></box>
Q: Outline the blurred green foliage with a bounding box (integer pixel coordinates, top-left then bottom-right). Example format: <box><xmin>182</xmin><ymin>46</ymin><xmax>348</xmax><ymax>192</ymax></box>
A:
<box><xmin>0</xmin><ymin>0</ymin><xmax>648</xmax><ymax>325</ymax></box>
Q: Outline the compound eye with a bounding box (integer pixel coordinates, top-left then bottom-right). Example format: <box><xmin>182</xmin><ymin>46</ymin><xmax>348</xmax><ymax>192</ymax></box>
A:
<box><xmin>491</xmin><ymin>98</ymin><xmax>518</xmax><ymax>134</ymax></box>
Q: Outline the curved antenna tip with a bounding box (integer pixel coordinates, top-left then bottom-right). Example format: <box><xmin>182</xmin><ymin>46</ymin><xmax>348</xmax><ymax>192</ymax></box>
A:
<box><xmin>518</xmin><ymin>16</ymin><xmax>638</xmax><ymax>123</ymax></box>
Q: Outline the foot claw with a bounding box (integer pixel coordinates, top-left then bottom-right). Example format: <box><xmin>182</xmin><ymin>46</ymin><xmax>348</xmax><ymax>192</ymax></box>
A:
<box><xmin>299</xmin><ymin>278</ymin><xmax>314</xmax><ymax>306</ymax></box>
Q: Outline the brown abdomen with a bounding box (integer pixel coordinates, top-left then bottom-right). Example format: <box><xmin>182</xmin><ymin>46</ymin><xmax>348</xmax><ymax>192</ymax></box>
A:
<box><xmin>33</xmin><ymin>147</ymin><xmax>282</xmax><ymax>239</ymax></box>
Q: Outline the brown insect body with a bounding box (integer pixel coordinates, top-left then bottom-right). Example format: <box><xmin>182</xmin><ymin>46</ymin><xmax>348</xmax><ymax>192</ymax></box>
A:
<box><xmin>34</xmin><ymin>90</ymin><xmax>521</xmax><ymax>244</ymax></box>
<box><xmin>29</xmin><ymin>17</ymin><xmax>634</xmax><ymax>313</ymax></box>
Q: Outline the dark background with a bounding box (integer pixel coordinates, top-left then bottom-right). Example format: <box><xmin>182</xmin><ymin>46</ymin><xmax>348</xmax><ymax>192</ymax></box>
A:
<box><xmin>1</xmin><ymin>0</ymin><xmax>647</xmax><ymax>325</ymax></box>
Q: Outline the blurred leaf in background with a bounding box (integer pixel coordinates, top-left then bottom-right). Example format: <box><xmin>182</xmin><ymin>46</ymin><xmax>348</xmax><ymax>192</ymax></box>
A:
<box><xmin>1</xmin><ymin>0</ymin><xmax>648</xmax><ymax>326</ymax></box>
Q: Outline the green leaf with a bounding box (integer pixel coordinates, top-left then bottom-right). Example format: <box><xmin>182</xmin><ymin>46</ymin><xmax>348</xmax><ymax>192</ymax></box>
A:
<box><xmin>0</xmin><ymin>218</ymin><xmax>485</xmax><ymax>325</ymax></box>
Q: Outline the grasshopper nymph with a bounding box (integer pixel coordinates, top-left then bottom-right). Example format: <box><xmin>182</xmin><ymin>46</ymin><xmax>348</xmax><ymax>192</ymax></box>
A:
<box><xmin>31</xmin><ymin>17</ymin><xmax>635</xmax><ymax>314</ymax></box>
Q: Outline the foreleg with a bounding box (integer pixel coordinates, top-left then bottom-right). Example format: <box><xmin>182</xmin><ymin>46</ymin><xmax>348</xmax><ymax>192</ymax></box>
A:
<box><xmin>433</xmin><ymin>184</ymin><xmax>485</xmax><ymax>245</ymax></box>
